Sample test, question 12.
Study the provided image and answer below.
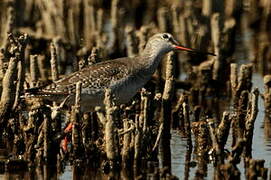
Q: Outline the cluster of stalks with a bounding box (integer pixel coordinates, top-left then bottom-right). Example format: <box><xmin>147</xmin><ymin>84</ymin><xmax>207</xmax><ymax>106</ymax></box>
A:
<box><xmin>0</xmin><ymin>0</ymin><xmax>270</xmax><ymax>179</ymax></box>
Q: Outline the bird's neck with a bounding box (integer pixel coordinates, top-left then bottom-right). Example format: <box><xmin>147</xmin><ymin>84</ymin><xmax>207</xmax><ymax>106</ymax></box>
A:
<box><xmin>139</xmin><ymin>47</ymin><xmax>165</xmax><ymax>74</ymax></box>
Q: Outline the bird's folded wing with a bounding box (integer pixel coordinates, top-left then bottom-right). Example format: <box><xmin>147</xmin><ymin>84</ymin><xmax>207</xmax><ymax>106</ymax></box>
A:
<box><xmin>38</xmin><ymin>60</ymin><xmax>129</xmax><ymax>95</ymax></box>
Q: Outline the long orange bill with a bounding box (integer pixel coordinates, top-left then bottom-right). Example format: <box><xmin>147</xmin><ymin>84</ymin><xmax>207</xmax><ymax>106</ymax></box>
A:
<box><xmin>174</xmin><ymin>45</ymin><xmax>216</xmax><ymax>56</ymax></box>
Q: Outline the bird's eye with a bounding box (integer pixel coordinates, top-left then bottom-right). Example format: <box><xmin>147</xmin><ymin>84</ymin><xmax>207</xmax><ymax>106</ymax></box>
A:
<box><xmin>162</xmin><ymin>34</ymin><xmax>169</xmax><ymax>39</ymax></box>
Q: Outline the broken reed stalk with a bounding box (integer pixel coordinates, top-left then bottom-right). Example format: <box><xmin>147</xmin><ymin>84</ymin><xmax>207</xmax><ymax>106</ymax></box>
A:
<box><xmin>235</xmin><ymin>64</ymin><xmax>253</xmax><ymax>98</ymax></box>
<box><xmin>43</xmin><ymin>114</ymin><xmax>51</xmax><ymax>164</ymax></box>
<box><xmin>171</xmin><ymin>5</ymin><xmax>180</xmax><ymax>37</ymax></box>
<box><xmin>0</xmin><ymin>56</ymin><xmax>18</xmax><ymax>123</ymax></box>
<box><xmin>83</xmin><ymin>0</ymin><xmax>95</xmax><ymax>48</ymax></box>
<box><xmin>0</xmin><ymin>49</ymin><xmax>5</xmax><ymax>80</ymax></box>
<box><xmin>216</xmin><ymin>111</ymin><xmax>231</xmax><ymax>149</ymax></box>
<box><xmin>159</xmin><ymin>52</ymin><xmax>175</xmax><ymax>172</ymax></box>
<box><xmin>121</xmin><ymin>118</ymin><xmax>133</xmax><ymax>168</ymax></box>
<box><xmin>134</xmin><ymin>114</ymin><xmax>143</xmax><ymax>175</ymax></box>
<box><xmin>52</xmin><ymin>38</ymin><xmax>64</xmax><ymax>74</ymax></box>
<box><xmin>207</xmin><ymin>118</ymin><xmax>223</xmax><ymax>165</ymax></box>
<box><xmin>244</xmin><ymin>88</ymin><xmax>259</xmax><ymax>158</ymax></box>
<box><xmin>236</xmin><ymin>91</ymin><xmax>249</xmax><ymax>143</ymax></box>
<box><xmin>137</xmin><ymin>26</ymin><xmax>149</xmax><ymax>54</ymax></box>
<box><xmin>211</xmin><ymin>13</ymin><xmax>223</xmax><ymax>82</ymax></box>
<box><xmin>157</xmin><ymin>7</ymin><xmax>167</xmax><ymax>32</ymax></box>
<box><xmin>11</xmin><ymin>34</ymin><xmax>28</xmax><ymax>111</ymax></box>
<box><xmin>140</xmin><ymin>88</ymin><xmax>150</xmax><ymax>134</ymax></box>
<box><xmin>230</xmin><ymin>63</ymin><xmax>238</xmax><ymax>98</ymax></box>
<box><xmin>37</xmin><ymin>55</ymin><xmax>48</xmax><ymax>82</ymax></box>
<box><xmin>109</xmin><ymin>0</ymin><xmax>120</xmax><ymax>54</ymax></box>
<box><xmin>125</xmin><ymin>26</ymin><xmax>137</xmax><ymax>58</ymax></box>
<box><xmin>172</xmin><ymin>95</ymin><xmax>184</xmax><ymax>130</ymax></box>
<box><xmin>192</xmin><ymin>121</ymin><xmax>210</xmax><ymax>178</ymax></box>
<box><xmin>202</xmin><ymin>0</ymin><xmax>212</xmax><ymax>17</ymax></box>
<box><xmin>183</xmin><ymin>96</ymin><xmax>193</xmax><ymax>180</ymax></box>
<box><xmin>134</xmin><ymin>88</ymin><xmax>150</xmax><ymax>173</ymax></box>
<box><xmin>183</xmin><ymin>96</ymin><xmax>192</xmax><ymax>148</ymax></box>
<box><xmin>96</xmin><ymin>8</ymin><xmax>104</xmax><ymax>36</ymax></box>
<box><xmin>231</xmin><ymin>64</ymin><xmax>253</xmax><ymax>147</ymax></box>
<box><xmin>104</xmin><ymin>88</ymin><xmax>120</xmax><ymax>163</ymax></box>
<box><xmin>30</xmin><ymin>55</ymin><xmax>39</xmax><ymax>87</ymax></box>
<box><xmin>71</xmin><ymin>82</ymin><xmax>82</xmax><ymax>159</ymax></box>
<box><xmin>12</xmin><ymin>60</ymin><xmax>22</xmax><ymax>111</ymax></box>
<box><xmin>1</xmin><ymin>4</ymin><xmax>15</xmax><ymax>50</ymax></box>
<box><xmin>50</xmin><ymin>41</ymin><xmax>59</xmax><ymax>82</ymax></box>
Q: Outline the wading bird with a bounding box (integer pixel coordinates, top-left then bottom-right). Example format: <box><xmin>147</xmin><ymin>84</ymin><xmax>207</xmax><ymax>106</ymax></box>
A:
<box><xmin>26</xmin><ymin>33</ymin><xmax>215</xmax><ymax>112</ymax></box>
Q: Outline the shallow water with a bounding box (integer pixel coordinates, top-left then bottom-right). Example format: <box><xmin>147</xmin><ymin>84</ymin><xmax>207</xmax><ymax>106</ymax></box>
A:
<box><xmin>171</xmin><ymin>73</ymin><xmax>271</xmax><ymax>179</ymax></box>
<box><xmin>1</xmin><ymin>75</ymin><xmax>270</xmax><ymax>180</ymax></box>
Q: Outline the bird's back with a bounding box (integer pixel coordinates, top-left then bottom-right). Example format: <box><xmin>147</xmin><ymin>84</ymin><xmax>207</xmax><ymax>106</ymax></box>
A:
<box><xmin>43</xmin><ymin>58</ymin><xmax>130</xmax><ymax>95</ymax></box>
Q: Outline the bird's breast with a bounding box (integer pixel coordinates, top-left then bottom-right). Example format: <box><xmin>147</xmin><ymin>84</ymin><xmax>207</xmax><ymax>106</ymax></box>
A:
<box><xmin>110</xmin><ymin>72</ymin><xmax>151</xmax><ymax>104</ymax></box>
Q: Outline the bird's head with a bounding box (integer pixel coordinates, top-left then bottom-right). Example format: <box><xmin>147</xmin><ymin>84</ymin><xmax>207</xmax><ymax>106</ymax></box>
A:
<box><xmin>143</xmin><ymin>33</ymin><xmax>216</xmax><ymax>56</ymax></box>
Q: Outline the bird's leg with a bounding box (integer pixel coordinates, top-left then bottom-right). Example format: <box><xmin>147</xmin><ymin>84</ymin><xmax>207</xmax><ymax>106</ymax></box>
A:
<box><xmin>44</xmin><ymin>95</ymin><xmax>73</xmax><ymax>153</ymax></box>
<box><xmin>118</xmin><ymin>120</ymin><xmax>135</xmax><ymax>135</ymax></box>
<box><xmin>95</xmin><ymin>106</ymin><xmax>107</xmax><ymax>125</ymax></box>
<box><xmin>23</xmin><ymin>110</ymin><xmax>36</xmax><ymax>132</ymax></box>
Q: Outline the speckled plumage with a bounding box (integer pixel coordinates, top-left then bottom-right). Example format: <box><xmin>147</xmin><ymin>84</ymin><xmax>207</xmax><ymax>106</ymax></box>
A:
<box><xmin>27</xmin><ymin>33</ymin><xmax>184</xmax><ymax>111</ymax></box>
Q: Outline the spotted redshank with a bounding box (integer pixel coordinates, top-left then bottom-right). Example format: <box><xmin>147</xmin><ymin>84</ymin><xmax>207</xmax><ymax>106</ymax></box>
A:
<box><xmin>26</xmin><ymin>33</ymin><xmax>215</xmax><ymax>111</ymax></box>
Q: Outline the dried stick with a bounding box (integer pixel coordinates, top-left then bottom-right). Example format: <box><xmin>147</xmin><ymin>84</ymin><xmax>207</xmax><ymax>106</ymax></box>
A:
<box><xmin>192</xmin><ymin>121</ymin><xmax>210</xmax><ymax>178</ymax></box>
<box><xmin>12</xmin><ymin>34</ymin><xmax>29</xmax><ymax>110</ymax></box>
<box><xmin>0</xmin><ymin>49</ymin><xmax>5</xmax><ymax>80</ymax></box>
<box><xmin>37</xmin><ymin>55</ymin><xmax>48</xmax><ymax>82</ymax></box>
<box><xmin>207</xmin><ymin>118</ymin><xmax>223</xmax><ymax>165</ymax></box>
<box><xmin>159</xmin><ymin>52</ymin><xmax>175</xmax><ymax>171</ymax></box>
<box><xmin>125</xmin><ymin>26</ymin><xmax>138</xmax><ymax>58</ymax></box>
<box><xmin>230</xmin><ymin>63</ymin><xmax>238</xmax><ymax>98</ymax></box>
<box><xmin>157</xmin><ymin>7</ymin><xmax>167</xmax><ymax>32</ymax></box>
<box><xmin>137</xmin><ymin>26</ymin><xmax>149</xmax><ymax>54</ymax></box>
<box><xmin>108</xmin><ymin>0</ymin><xmax>120</xmax><ymax>53</ymax></box>
<box><xmin>0</xmin><ymin>56</ymin><xmax>18</xmax><ymax>123</ymax></box>
<box><xmin>12</xmin><ymin>60</ymin><xmax>22</xmax><ymax>110</ymax></box>
<box><xmin>30</xmin><ymin>55</ymin><xmax>39</xmax><ymax>87</ymax></box>
<box><xmin>134</xmin><ymin>114</ymin><xmax>142</xmax><ymax>175</ymax></box>
<box><xmin>211</xmin><ymin>13</ymin><xmax>223</xmax><ymax>81</ymax></box>
<box><xmin>43</xmin><ymin>114</ymin><xmax>50</xmax><ymax>163</ymax></box>
<box><xmin>216</xmin><ymin>111</ymin><xmax>231</xmax><ymax>149</ymax></box>
<box><xmin>121</xmin><ymin>119</ymin><xmax>133</xmax><ymax>168</ymax></box>
<box><xmin>104</xmin><ymin>89</ymin><xmax>119</xmax><ymax>162</ymax></box>
<box><xmin>202</xmin><ymin>0</ymin><xmax>212</xmax><ymax>17</ymax></box>
<box><xmin>1</xmin><ymin>4</ymin><xmax>15</xmax><ymax>50</ymax></box>
<box><xmin>244</xmin><ymin>88</ymin><xmax>259</xmax><ymax>158</ymax></box>
<box><xmin>71</xmin><ymin>82</ymin><xmax>82</xmax><ymax>158</ymax></box>
<box><xmin>50</xmin><ymin>41</ymin><xmax>59</xmax><ymax>82</ymax></box>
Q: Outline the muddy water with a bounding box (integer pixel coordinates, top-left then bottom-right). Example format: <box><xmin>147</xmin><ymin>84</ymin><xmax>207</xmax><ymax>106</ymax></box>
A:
<box><xmin>171</xmin><ymin>73</ymin><xmax>271</xmax><ymax>179</ymax></box>
<box><xmin>1</xmin><ymin>75</ymin><xmax>270</xmax><ymax>179</ymax></box>
<box><xmin>60</xmin><ymin>73</ymin><xmax>271</xmax><ymax>179</ymax></box>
